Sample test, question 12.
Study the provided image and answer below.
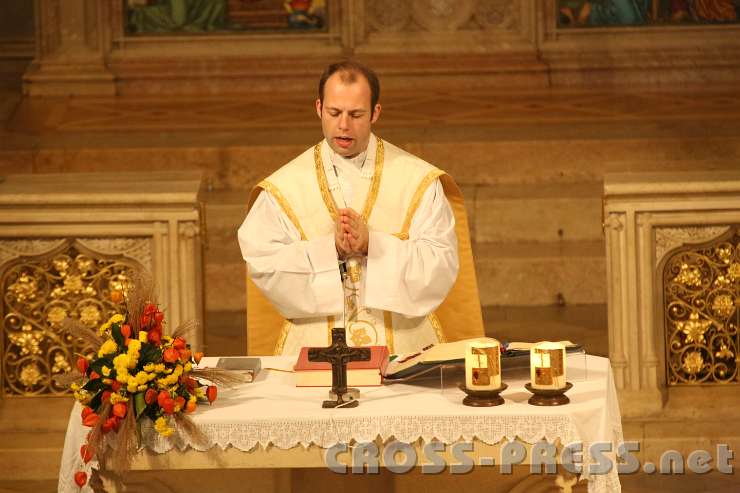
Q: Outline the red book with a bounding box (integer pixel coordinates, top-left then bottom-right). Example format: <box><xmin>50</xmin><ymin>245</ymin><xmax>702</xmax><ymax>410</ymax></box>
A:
<box><xmin>293</xmin><ymin>346</ymin><xmax>389</xmax><ymax>387</ymax></box>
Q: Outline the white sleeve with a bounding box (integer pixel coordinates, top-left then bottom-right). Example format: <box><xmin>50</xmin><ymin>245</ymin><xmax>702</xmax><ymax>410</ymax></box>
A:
<box><xmin>237</xmin><ymin>191</ymin><xmax>344</xmax><ymax>319</ymax></box>
<box><xmin>364</xmin><ymin>179</ymin><xmax>459</xmax><ymax>317</ymax></box>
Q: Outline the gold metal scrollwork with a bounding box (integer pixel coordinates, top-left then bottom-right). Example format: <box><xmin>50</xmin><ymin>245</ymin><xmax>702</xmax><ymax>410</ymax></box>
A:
<box><xmin>664</xmin><ymin>228</ymin><xmax>739</xmax><ymax>385</ymax></box>
<box><xmin>1</xmin><ymin>240</ymin><xmax>141</xmax><ymax>397</ymax></box>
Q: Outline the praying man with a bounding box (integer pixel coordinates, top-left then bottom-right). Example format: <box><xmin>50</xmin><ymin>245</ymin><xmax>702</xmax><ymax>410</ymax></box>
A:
<box><xmin>239</xmin><ymin>60</ymin><xmax>469</xmax><ymax>356</ymax></box>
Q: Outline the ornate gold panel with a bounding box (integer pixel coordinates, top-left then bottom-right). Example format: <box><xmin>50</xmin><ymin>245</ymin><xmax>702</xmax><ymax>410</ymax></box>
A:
<box><xmin>1</xmin><ymin>240</ymin><xmax>143</xmax><ymax>397</ymax></box>
<box><xmin>664</xmin><ymin>228</ymin><xmax>739</xmax><ymax>385</ymax></box>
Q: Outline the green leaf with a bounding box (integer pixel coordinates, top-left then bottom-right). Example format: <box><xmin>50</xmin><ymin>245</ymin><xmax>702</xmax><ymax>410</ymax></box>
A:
<box><xmin>134</xmin><ymin>392</ymin><xmax>147</xmax><ymax>419</ymax></box>
<box><xmin>111</xmin><ymin>323</ymin><xmax>124</xmax><ymax>348</ymax></box>
<box><xmin>139</xmin><ymin>343</ymin><xmax>162</xmax><ymax>365</ymax></box>
<box><xmin>89</xmin><ymin>390</ymin><xmax>103</xmax><ymax>412</ymax></box>
<box><xmin>89</xmin><ymin>357</ymin><xmax>113</xmax><ymax>376</ymax></box>
<box><xmin>82</xmin><ymin>378</ymin><xmax>106</xmax><ymax>393</ymax></box>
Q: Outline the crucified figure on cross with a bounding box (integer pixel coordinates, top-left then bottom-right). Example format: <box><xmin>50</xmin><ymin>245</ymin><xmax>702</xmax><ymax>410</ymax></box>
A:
<box><xmin>308</xmin><ymin>327</ymin><xmax>371</xmax><ymax>408</ymax></box>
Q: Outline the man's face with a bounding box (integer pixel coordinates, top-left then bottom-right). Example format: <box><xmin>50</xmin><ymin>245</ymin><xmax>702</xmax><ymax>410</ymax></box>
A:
<box><xmin>316</xmin><ymin>72</ymin><xmax>381</xmax><ymax>158</ymax></box>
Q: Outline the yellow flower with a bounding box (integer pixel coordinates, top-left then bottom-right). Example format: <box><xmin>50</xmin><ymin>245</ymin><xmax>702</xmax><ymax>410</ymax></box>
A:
<box><xmin>127</xmin><ymin>382</ymin><xmax>138</xmax><ymax>393</ymax></box>
<box><xmin>109</xmin><ymin>393</ymin><xmax>129</xmax><ymax>405</ymax></box>
<box><xmin>98</xmin><ymin>339</ymin><xmax>118</xmax><ymax>358</ymax></box>
<box><xmin>109</xmin><ymin>314</ymin><xmax>125</xmax><ymax>324</ymax></box>
<box><xmin>70</xmin><ymin>383</ymin><xmax>80</xmax><ymax>391</ymax></box>
<box><xmin>195</xmin><ymin>387</ymin><xmax>205</xmax><ymax>399</ymax></box>
<box><xmin>154</xmin><ymin>364</ymin><xmax>165</xmax><ymax>373</ymax></box>
<box><xmin>139</xmin><ymin>331</ymin><xmax>148</xmax><ymax>343</ymax></box>
<box><xmin>143</xmin><ymin>363</ymin><xmax>155</xmax><ymax>372</ymax></box>
<box><xmin>101</xmin><ymin>366</ymin><xmax>111</xmax><ymax>377</ymax></box>
<box><xmin>154</xmin><ymin>416</ymin><xmax>174</xmax><ymax>437</ymax></box>
<box><xmin>184</xmin><ymin>362</ymin><xmax>192</xmax><ymax>373</ymax></box>
<box><xmin>138</xmin><ymin>384</ymin><xmax>147</xmax><ymax>392</ymax></box>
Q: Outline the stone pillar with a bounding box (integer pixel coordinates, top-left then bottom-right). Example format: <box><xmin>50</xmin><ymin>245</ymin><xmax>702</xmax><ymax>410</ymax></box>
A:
<box><xmin>23</xmin><ymin>0</ymin><xmax>115</xmax><ymax>96</ymax></box>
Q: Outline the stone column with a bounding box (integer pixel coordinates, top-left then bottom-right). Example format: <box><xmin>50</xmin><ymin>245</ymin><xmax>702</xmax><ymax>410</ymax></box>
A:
<box><xmin>23</xmin><ymin>0</ymin><xmax>115</xmax><ymax>96</ymax></box>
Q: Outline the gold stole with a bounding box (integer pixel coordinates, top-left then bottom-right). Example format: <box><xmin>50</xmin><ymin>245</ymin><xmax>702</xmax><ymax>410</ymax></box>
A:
<box><xmin>246</xmin><ymin>138</ymin><xmax>485</xmax><ymax>355</ymax></box>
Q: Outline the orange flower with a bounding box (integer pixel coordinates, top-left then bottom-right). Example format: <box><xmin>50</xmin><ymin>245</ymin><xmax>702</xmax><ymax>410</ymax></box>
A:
<box><xmin>206</xmin><ymin>385</ymin><xmax>217</xmax><ymax>404</ymax></box>
<box><xmin>193</xmin><ymin>352</ymin><xmax>204</xmax><ymax>364</ymax></box>
<box><xmin>179</xmin><ymin>349</ymin><xmax>192</xmax><ymax>363</ymax></box>
<box><xmin>173</xmin><ymin>337</ymin><xmax>186</xmax><ymax>350</ymax></box>
<box><xmin>120</xmin><ymin>324</ymin><xmax>131</xmax><ymax>338</ymax></box>
<box><xmin>112</xmin><ymin>402</ymin><xmax>127</xmax><ymax>419</ymax></box>
<box><xmin>82</xmin><ymin>412</ymin><xmax>99</xmax><ymax>428</ymax></box>
<box><xmin>163</xmin><ymin>347</ymin><xmax>179</xmax><ymax>363</ymax></box>
<box><xmin>145</xmin><ymin>388</ymin><xmax>157</xmax><ymax>405</ymax></box>
<box><xmin>80</xmin><ymin>444</ymin><xmax>92</xmax><ymax>463</ymax></box>
<box><xmin>76</xmin><ymin>357</ymin><xmax>88</xmax><ymax>374</ymax></box>
<box><xmin>186</xmin><ymin>400</ymin><xmax>197</xmax><ymax>413</ymax></box>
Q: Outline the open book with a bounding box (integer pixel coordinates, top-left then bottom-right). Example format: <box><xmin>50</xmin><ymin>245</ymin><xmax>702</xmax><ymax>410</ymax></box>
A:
<box><xmin>383</xmin><ymin>338</ymin><xmax>580</xmax><ymax>381</ymax></box>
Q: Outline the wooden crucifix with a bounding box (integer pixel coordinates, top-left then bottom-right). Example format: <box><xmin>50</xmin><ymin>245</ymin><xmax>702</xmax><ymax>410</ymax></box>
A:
<box><xmin>308</xmin><ymin>327</ymin><xmax>371</xmax><ymax>408</ymax></box>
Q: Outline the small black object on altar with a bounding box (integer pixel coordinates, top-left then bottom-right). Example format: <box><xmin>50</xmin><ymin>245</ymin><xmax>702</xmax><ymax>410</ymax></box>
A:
<box><xmin>458</xmin><ymin>382</ymin><xmax>507</xmax><ymax>407</ymax></box>
<box><xmin>307</xmin><ymin>327</ymin><xmax>371</xmax><ymax>408</ymax></box>
<box><xmin>524</xmin><ymin>382</ymin><xmax>573</xmax><ymax>406</ymax></box>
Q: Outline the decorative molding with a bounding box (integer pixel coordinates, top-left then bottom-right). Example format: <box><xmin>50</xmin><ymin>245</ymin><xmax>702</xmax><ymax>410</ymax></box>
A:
<box><xmin>0</xmin><ymin>239</ymin><xmax>66</xmax><ymax>267</ymax></box>
<box><xmin>76</xmin><ymin>237</ymin><xmax>153</xmax><ymax>271</ymax></box>
<box><xmin>411</xmin><ymin>0</ymin><xmax>476</xmax><ymax>32</ymax></box>
<box><xmin>655</xmin><ymin>226</ymin><xmax>731</xmax><ymax>268</ymax></box>
<box><xmin>603</xmin><ymin>213</ymin><xmax>624</xmax><ymax>233</ymax></box>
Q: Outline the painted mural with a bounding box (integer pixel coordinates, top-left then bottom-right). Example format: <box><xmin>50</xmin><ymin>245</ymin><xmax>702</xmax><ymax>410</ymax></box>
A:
<box><xmin>125</xmin><ymin>0</ymin><xmax>327</xmax><ymax>34</ymax></box>
<box><xmin>558</xmin><ymin>0</ymin><xmax>740</xmax><ymax>27</ymax></box>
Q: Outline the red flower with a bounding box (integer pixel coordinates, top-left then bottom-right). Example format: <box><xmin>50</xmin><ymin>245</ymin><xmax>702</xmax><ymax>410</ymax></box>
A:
<box><xmin>141</xmin><ymin>314</ymin><xmax>151</xmax><ymax>327</ymax></box>
<box><xmin>172</xmin><ymin>337</ymin><xmax>186</xmax><ymax>350</ymax></box>
<box><xmin>154</xmin><ymin>311</ymin><xmax>165</xmax><ymax>323</ymax></box>
<box><xmin>80</xmin><ymin>444</ymin><xmax>92</xmax><ymax>463</ymax></box>
<box><xmin>144</xmin><ymin>303</ymin><xmax>157</xmax><ymax>315</ymax></box>
<box><xmin>111</xmin><ymin>381</ymin><xmax>121</xmax><ymax>392</ymax></box>
<box><xmin>89</xmin><ymin>371</ymin><xmax>100</xmax><ymax>380</ymax></box>
<box><xmin>206</xmin><ymin>386</ymin><xmax>217</xmax><ymax>404</ymax></box>
<box><xmin>76</xmin><ymin>357</ymin><xmax>88</xmax><ymax>374</ymax></box>
<box><xmin>81</xmin><ymin>406</ymin><xmax>93</xmax><ymax>420</ymax></box>
<box><xmin>175</xmin><ymin>396</ymin><xmax>186</xmax><ymax>410</ymax></box>
<box><xmin>112</xmin><ymin>402</ymin><xmax>127</xmax><ymax>419</ymax></box>
<box><xmin>74</xmin><ymin>471</ymin><xmax>87</xmax><ymax>487</ymax></box>
<box><xmin>145</xmin><ymin>388</ymin><xmax>157</xmax><ymax>405</ymax></box>
<box><xmin>101</xmin><ymin>390</ymin><xmax>112</xmax><ymax>404</ymax></box>
<box><xmin>186</xmin><ymin>400</ymin><xmax>197</xmax><ymax>413</ymax></box>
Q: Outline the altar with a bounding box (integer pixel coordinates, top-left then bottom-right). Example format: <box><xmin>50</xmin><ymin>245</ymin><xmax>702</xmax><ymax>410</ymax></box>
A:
<box><xmin>59</xmin><ymin>355</ymin><xmax>623</xmax><ymax>493</ymax></box>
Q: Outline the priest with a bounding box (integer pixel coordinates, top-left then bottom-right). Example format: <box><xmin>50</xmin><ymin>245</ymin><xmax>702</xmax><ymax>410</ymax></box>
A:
<box><xmin>238</xmin><ymin>60</ymin><xmax>482</xmax><ymax>356</ymax></box>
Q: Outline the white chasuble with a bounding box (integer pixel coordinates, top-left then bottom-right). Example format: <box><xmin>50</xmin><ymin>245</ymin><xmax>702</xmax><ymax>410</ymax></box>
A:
<box><xmin>239</xmin><ymin>135</ymin><xmax>459</xmax><ymax>355</ymax></box>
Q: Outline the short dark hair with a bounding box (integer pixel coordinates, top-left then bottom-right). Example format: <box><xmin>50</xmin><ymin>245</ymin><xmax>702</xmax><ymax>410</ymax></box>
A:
<box><xmin>318</xmin><ymin>60</ymin><xmax>380</xmax><ymax>115</ymax></box>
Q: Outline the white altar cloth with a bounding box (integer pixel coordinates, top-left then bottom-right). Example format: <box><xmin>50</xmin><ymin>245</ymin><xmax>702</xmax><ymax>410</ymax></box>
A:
<box><xmin>59</xmin><ymin>354</ymin><xmax>623</xmax><ymax>493</ymax></box>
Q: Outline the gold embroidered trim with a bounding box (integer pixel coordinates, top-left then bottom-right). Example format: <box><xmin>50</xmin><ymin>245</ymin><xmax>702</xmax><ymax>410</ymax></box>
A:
<box><xmin>327</xmin><ymin>316</ymin><xmax>335</xmax><ymax>345</ymax></box>
<box><xmin>273</xmin><ymin>320</ymin><xmax>292</xmax><ymax>355</ymax></box>
<box><xmin>428</xmin><ymin>312</ymin><xmax>446</xmax><ymax>343</ymax></box>
<box><xmin>258</xmin><ymin>180</ymin><xmax>308</xmax><ymax>241</ymax></box>
<box><xmin>383</xmin><ymin>311</ymin><xmax>394</xmax><ymax>353</ymax></box>
<box><xmin>361</xmin><ymin>138</ymin><xmax>384</xmax><ymax>222</ymax></box>
<box><xmin>313</xmin><ymin>138</ymin><xmax>385</xmax><ymax>223</ymax></box>
<box><xmin>395</xmin><ymin>169</ymin><xmax>445</xmax><ymax>239</ymax></box>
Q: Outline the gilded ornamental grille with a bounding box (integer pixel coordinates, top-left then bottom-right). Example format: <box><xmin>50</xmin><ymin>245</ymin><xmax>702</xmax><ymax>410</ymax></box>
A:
<box><xmin>1</xmin><ymin>240</ymin><xmax>142</xmax><ymax>397</ymax></box>
<box><xmin>664</xmin><ymin>228</ymin><xmax>739</xmax><ymax>385</ymax></box>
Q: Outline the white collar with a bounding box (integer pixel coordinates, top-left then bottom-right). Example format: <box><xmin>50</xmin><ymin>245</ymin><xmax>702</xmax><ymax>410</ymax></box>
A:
<box><xmin>322</xmin><ymin>134</ymin><xmax>377</xmax><ymax>191</ymax></box>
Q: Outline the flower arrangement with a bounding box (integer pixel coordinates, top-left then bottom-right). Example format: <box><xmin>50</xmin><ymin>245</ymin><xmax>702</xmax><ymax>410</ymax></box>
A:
<box><xmin>59</xmin><ymin>277</ymin><xmax>242</xmax><ymax>490</ymax></box>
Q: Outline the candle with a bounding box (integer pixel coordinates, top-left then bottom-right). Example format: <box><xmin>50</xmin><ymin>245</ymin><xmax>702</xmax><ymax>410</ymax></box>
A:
<box><xmin>530</xmin><ymin>342</ymin><xmax>567</xmax><ymax>390</ymax></box>
<box><xmin>465</xmin><ymin>340</ymin><xmax>501</xmax><ymax>390</ymax></box>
